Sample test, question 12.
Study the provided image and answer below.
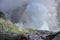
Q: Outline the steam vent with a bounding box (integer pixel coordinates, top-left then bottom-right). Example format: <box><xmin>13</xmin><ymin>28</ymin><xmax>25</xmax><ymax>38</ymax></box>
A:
<box><xmin>0</xmin><ymin>0</ymin><xmax>60</xmax><ymax>40</ymax></box>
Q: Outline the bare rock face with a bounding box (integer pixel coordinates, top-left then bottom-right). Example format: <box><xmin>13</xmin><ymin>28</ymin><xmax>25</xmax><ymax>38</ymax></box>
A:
<box><xmin>25</xmin><ymin>31</ymin><xmax>53</xmax><ymax>40</ymax></box>
<box><xmin>52</xmin><ymin>32</ymin><xmax>60</xmax><ymax>40</ymax></box>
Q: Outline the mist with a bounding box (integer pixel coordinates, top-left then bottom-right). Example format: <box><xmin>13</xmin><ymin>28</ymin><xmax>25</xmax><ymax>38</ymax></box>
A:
<box><xmin>0</xmin><ymin>0</ymin><xmax>60</xmax><ymax>32</ymax></box>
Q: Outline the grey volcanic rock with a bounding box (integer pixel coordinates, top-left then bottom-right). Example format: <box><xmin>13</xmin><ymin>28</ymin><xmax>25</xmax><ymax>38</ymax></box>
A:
<box><xmin>52</xmin><ymin>32</ymin><xmax>60</xmax><ymax>40</ymax></box>
<box><xmin>25</xmin><ymin>31</ymin><xmax>55</xmax><ymax>40</ymax></box>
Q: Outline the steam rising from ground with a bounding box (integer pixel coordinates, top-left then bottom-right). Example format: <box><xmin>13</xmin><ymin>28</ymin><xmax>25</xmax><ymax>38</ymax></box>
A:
<box><xmin>0</xmin><ymin>0</ymin><xmax>60</xmax><ymax>32</ymax></box>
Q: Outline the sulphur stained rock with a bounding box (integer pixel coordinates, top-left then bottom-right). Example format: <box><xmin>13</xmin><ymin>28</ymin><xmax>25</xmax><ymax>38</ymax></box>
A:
<box><xmin>0</xmin><ymin>18</ymin><xmax>36</xmax><ymax>35</ymax></box>
<box><xmin>0</xmin><ymin>18</ymin><xmax>31</xmax><ymax>40</ymax></box>
<box><xmin>0</xmin><ymin>18</ymin><xmax>57</xmax><ymax>40</ymax></box>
